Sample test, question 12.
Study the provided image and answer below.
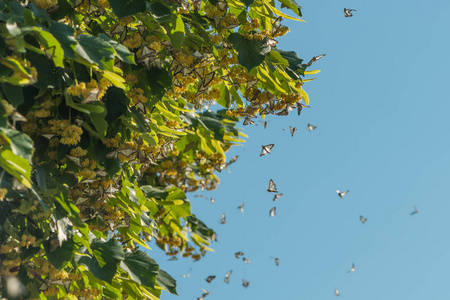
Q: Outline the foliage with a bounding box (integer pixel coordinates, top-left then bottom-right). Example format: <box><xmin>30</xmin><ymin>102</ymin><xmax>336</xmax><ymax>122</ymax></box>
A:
<box><xmin>0</xmin><ymin>0</ymin><xmax>317</xmax><ymax>298</ymax></box>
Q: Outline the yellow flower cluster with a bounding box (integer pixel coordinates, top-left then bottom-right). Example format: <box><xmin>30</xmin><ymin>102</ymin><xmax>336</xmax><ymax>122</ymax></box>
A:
<box><xmin>30</xmin><ymin>0</ymin><xmax>57</xmax><ymax>9</ymax></box>
<box><xmin>66</xmin><ymin>82</ymin><xmax>86</xmax><ymax>96</ymax></box>
<box><xmin>0</xmin><ymin>188</ymin><xmax>7</xmax><ymax>201</ymax></box>
<box><xmin>125</xmin><ymin>74</ymin><xmax>138</xmax><ymax>86</ymax></box>
<box><xmin>104</xmin><ymin>134</ymin><xmax>121</xmax><ymax>148</ymax></box>
<box><xmin>127</xmin><ymin>88</ymin><xmax>147</xmax><ymax>105</ymax></box>
<box><xmin>123</xmin><ymin>32</ymin><xmax>142</xmax><ymax>49</ymax></box>
<box><xmin>205</xmin><ymin>88</ymin><xmax>221</xmax><ymax>100</ymax></box>
<box><xmin>97</xmin><ymin>0</ymin><xmax>110</xmax><ymax>8</ymax></box>
<box><xmin>279</xmin><ymin>92</ymin><xmax>302</xmax><ymax>104</ymax></box>
<box><xmin>241</xmin><ymin>18</ymin><xmax>261</xmax><ymax>31</ymax></box>
<box><xmin>221</xmin><ymin>15</ymin><xmax>239</xmax><ymax>28</ymax></box>
<box><xmin>174</xmin><ymin>52</ymin><xmax>195</xmax><ymax>67</ymax></box>
<box><xmin>119</xmin><ymin>16</ymin><xmax>134</xmax><ymax>26</ymax></box>
<box><xmin>47</xmin><ymin>120</ymin><xmax>83</xmax><ymax>145</ymax></box>
<box><xmin>77</xmin><ymin>168</ymin><xmax>96</xmax><ymax>179</ymax></box>
<box><xmin>34</xmin><ymin>109</ymin><xmax>51</xmax><ymax>118</ymax></box>
<box><xmin>70</xmin><ymin>146</ymin><xmax>88</xmax><ymax>157</ymax></box>
<box><xmin>20</xmin><ymin>235</ymin><xmax>36</xmax><ymax>249</ymax></box>
<box><xmin>1</xmin><ymin>100</ymin><xmax>14</xmax><ymax>115</ymax></box>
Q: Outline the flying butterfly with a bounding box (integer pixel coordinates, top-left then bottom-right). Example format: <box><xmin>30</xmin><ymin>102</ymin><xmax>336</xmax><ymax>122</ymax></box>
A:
<box><xmin>245</xmin><ymin>79</ymin><xmax>258</xmax><ymax>91</ymax></box>
<box><xmin>242</xmin><ymin>257</ymin><xmax>251</xmax><ymax>264</ymax></box>
<box><xmin>219</xmin><ymin>213</ymin><xmax>226</xmax><ymax>224</ymax></box>
<box><xmin>274</xmin><ymin>257</ymin><xmax>279</xmax><ymax>266</ymax></box>
<box><xmin>348</xmin><ymin>263</ymin><xmax>356</xmax><ymax>273</ymax></box>
<box><xmin>269</xmin><ymin>207</ymin><xmax>276</xmax><ymax>217</ymax></box>
<box><xmin>360</xmin><ymin>215</ymin><xmax>367</xmax><ymax>224</ymax></box>
<box><xmin>224</xmin><ymin>270</ymin><xmax>232</xmax><ymax>284</ymax></box>
<box><xmin>228</xmin><ymin>155</ymin><xmax>239</xmax><ymax>165</ymax></box>
<box><xmin>297</xmin><ymin>102</ymin><xmax>310</xmax><ymax>116</ymax></box>
<box><xmin>260</xmin><ymin>120</ymin><xmax>268</xmax><ymax>128</ymax></box>
<box><xmin>205</xmin><ymin>275</ymin><xmax>216</xmax><ymax>283</ymax></box>
<box><xmin>410</xmin><ymin>206</ymin><xmax>419</xmax><ymax>215</ymax></box>
<box><xmin>235</xmin><ymin>251</ymin><xmax>244</xmax><ymax>259</ymax></box>
<box><xmin>307</xmin><ymin>123</ymin><xmax>317</xmax><ymax>131</ymax></box>
<box><xmin>336</xmin><ymin>190</ymin><xmax>349</xmax><ymax>199</ymax></box>
<box><xmin>198</xmin><ymin>72</ymin><xmax>216</xmax><ymax>93</ymax></box>
<box><xmin>243</xmin><ymin>117</ymin><xmax>257</xmax><ymax>126</ymax></box>
<box><xmin>197</xmin><ymin>288</ymin><xmax>210</xmax><ymax>300</ymax></box>
<box><xmin>273</xmin><ymin>193</ymin><xmax>283</xmax><ymax>201</ymax></box>
<box><xmin>290</xmin><ymin>126</ymin><xmax>297</xmax><ymax>137</ymax></box>
<box><xmin>237</xmin><ymin>202</ymin><xmax>244</xmax><ymax>213</ymax></box>
<box><xmin>335</xmin><ymin>288</ymin><xmax>340</xmax><ymax>296</ymax></box>
<box><xmin>242</xmin><ymin>279</ymin><xmax>250</xmax><ymax>288</ymax></box>
<box><xmin>260</xmin><ymin>144</ymin><xmax>275</xmax><ymax>157</ymax></box>
<box><xmin>271</xmin><ymin>16</ymin><xmax>283</xmax><ymax>37</ymax></box>
<box><xmin>267</xmin><ymin>179</ymin><xmax>278</xmax><ymax>193</ymax></box>
<box><xmin>344</xmin><ymin>8</ymin><xmax>356</xmax><ymax>17</ymax></box>
<box><xmin>306</xmin><ymin>54</ymin><xmax>326</xmax><ymax>67</ymax></box>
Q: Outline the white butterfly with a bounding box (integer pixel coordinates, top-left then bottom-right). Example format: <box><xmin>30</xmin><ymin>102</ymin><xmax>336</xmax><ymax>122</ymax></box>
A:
<box><xmin>348</xmin><ymin>263</ymin><xmax>355</xmax><ymax>273</ymax></box>
<box><xmin>290</xmin><ymin>126</ymin><xmax>297</xmax><ymax>137</ymax></box>
<box><xmin>267</xmin><ymin>179</ymin><xmax>278</xmax><ymax>193</ymax></box>
<box><xmin>336</xmin><ymin>190</ymin><xmax>349</xmax><ymax>199</ymax></box>
<box><xmin>269</xmin><ymin>207</ymin><xmax>276</xmax><ymax>217</ymax></box>
<box><xmin>306</xmin><ymin>54</ymin><xmax>326</xmax><ymax>67</ymax></box>
<box><xmin>335</xmin><ymin>288</ymin><xmax>340</xmax><ymax>296</ymax></box>
<box><xmin>344</xmin><ymin>8</ymin><xmax>356</xmax><ymax>17</ymax></box>
<box><xmin>260</xmin><ymin>144</ymin><xmax>275</xmax><ymax>156</ymax></box>
<box><xmin>235</xmin><ymin>251</ymin><xmax>244</xmax><ymax>259</ymax></box>
<box><xmin>205</xmin><ymin>275</ymin><xmax>216</xmax><ymax>283</ymax></box>
<box><xmin>274</xmin><ymin>257</ymin><xmax>279</xmax><ymax>266</ymax></box>
<box><xmin>242</xmin><ymin>279</ymin><xmax>250</xmax><ymax>288</ymax></box>
<box><xmin>243</xmin><ymin>257</ymin><xmax>251</xmax><ymax>264</ymax></box>
<box><xmin>360</xmin><ymin>215</ymin><xmax>367</xmax><ymax>224</ymax></box>
<box><xmin>273</xmin><ymin>193</ymin><xmax>283</xmax><ymax>201</ymax></box>
<box><xmin>237</xmin><ymin>202</ymin><xmax>244</xmax><ymax>213</ymax></box>
<box><xmin>410</xmin><ymin>206</ymin><xmax>419</xmax><ymax>215</ymax></box>
<box><xmin>307</xmin><ymin>123</ymin><xmax>317</xmax><ymax>131</ymax></box>
<box><xmin>224</xmin><ymin>270</ymin><xmax>232</xmax><ymax>284</ymax></box>
<box><xmin>219</xmin><ymin>213</ymin><xmax>226</xmax><ymax>224</ymax></box>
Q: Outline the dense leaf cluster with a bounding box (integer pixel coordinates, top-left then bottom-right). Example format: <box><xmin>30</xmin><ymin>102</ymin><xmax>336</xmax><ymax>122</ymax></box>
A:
<box><xmin>0</xmin><ymin>0</ymin><xmax>315</xmax><ymax>298</ymax></box>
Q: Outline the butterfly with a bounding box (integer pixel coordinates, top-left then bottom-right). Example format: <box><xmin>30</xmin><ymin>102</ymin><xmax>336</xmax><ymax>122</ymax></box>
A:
<box><xmin>273</xmin><ymin>193</ymin><xmax>283</xmax><ymax>201</ymax></box>
<box><xmin>211</xmin><ymin>197</ymin><xmax>215</xmax><ymax>204</ymax></box>
<box><xmin>360</xmin><ymin>215</ymin><xmax>367</xmax><ymax>224</ymax></box>
<box><xmin>348</xmin><ymin>263</ymin><xmax>355</xmax><ymax>273</ymax></box>
<box><xmin>271</xmin><ymin>16</ymin><xmax>283</xmax><ymax>37</ymax></box>
<box><xmin>243</xmin><ymin>117</ymin><xmax>257</xmax><ymax>126</ymax></box>
<box><xmin>246</xmin><ymin>79</ymin><xmax>258</xmax><ymax>91</ymax></box>
<box><xmin>168</xmin><ymin>256</ymin><xmax>178</xmax><ymax>261</ymax></box>
<box><xmin>274</xmin><ymin>257</ymin><xmax>279</xmax><ymax>266</ymax></box>
<box><xmin>228</xmin><ymin>155</ymin><xmax>238</xmax><ymax>165</ymax></box>
<box><xmin>205</xmin><ymin>275</ymin><xmax>216</xmax><ymax>283</ymax></box>
<box><xmin>267</xmin><ymin>179</ymin><xmax>278</xmax><ymax>193</ymax></box>
<box><xmin>235</xmin><ymin>251</ymin><xmax>244</xmax><ymax>259</ymax></box>
<box><xmin>336</xmin><ymin>190</ymin><xmax>349</xmax><ymax>199</ymax></box>
<box><xmin>194</xmin><ymin>194</ymin><xmax>209</xmax><ymax>200</ymax></box>
<box><xmin>243</xmin><ymin>257</ymin><xmax>251</xmax><ymax>264</ymax></box>
<box><xmin>335</xmin><ymin>288</ymin><xmax>340</xmax><ymax>296</ymax></box>
<box><xmin>297</xmin><ymin>102</ymin><xmax>310</xmax><ymax>116</ymax></box>
<box><xmin>224</xmin><ymin>270</ymin><xmax>232</xmax><ymax>284</ymax></box>
<box><xmin>219</xmin><ymin>213</ymin><xmax>226</xmax><ymax>224</ymax></box>
<box><xmin>260</xmin><ymin>120</ymin><xmax>268</xmax><ymax>128</ymax></box>
<box><xmin>307</xmin><ymin>123</ymin><xmax>317</xmax><ymax>131</ymax></box>
<box><xmin>306</xmin><ymin>54</ymin><xmax>326</xmax><ymax>67</ymax></box>
<box><xmin>260</xmin><ymin>144</ymin><xmax>275</xmax><ymax>157</ymax></box>
<box><xmin>197</xmin><ymin>289</ymin><xmax>210</xmax><ymax>300</ymax></box>
<box><xmin>237</xmin><ymin>202</ymin><xmax>244</xmax><ymax>213</ymax></box>
<box><xmin>410</xmin><ymin>206</ymin><xmax>419</xmax><ymax>215</ymax></box>
<box><xmin>290</xmin><ymin>126</ymin><xmax>297</xmax><ymax>137</ymax></box>
<box><xmin>242</xmin><ymin>279</ymin><xmax>250</xmax><ymax>288</ymax></box>
<box><xmin>182</xmin><ymin>268</ymin><xmax>192</xmax><ymax>278</ymax></box>
<box><xmin>269</xmin><ymin>207</ymin><xmax>276</xmax><ymax>217</ymax></box>
<box><xmin>344</xmin><ymin>8</ymin><xmax>356</xmax><ymax>17</ymax></box>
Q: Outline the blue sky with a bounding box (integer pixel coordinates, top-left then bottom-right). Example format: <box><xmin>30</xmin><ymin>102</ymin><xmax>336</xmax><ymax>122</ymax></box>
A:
<box><xmin>151</xmin><ymin>0</ymin><xmax>450</xmax><ymax>299</ymax></box>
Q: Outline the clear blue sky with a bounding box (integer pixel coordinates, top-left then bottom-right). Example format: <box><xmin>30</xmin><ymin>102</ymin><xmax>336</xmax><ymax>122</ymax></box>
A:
<box><xmin>151</xmin><ymin>0</ymin><xmax>450</xmax><ymax>299</ymax></box>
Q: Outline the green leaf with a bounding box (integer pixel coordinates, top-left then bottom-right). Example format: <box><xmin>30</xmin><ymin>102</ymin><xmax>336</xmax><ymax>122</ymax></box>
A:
<box><xmin>98</xmin><ymin>34</ymin><xmax>135</xmax><ymax>65</ymax></box>
<box><xmin>240</xmin><ymin>0</ymin><xmax>255</xmax><ymax>7</ymax></box>
<box><xmin>156</xmin><ymin>269</ymin><xmax>177</xmax><ymax>295</ymax></box>
<box><xmin>120</xmin><ymin>251</ymin><xmax>159</xmax><ymax>288</ymax></box>
<box><xmin>273</xmin><ymin>48</ymin><xmax>304</xmax><ymax>75</ymax></box>
<box><xmin>141</xmin><ymin>185</ymin><xmax>168</xmax><ymax>199</ymax></box>
<box><xmin>279</xmin><ymin>0</ymin><xmax>302</xmax><ymax>17</ymax></box>
<box><xmin>76</xmin><ymin>34</ymin><xmax>115</xmax><ymax>71</ymax></box>
<box><xmin>1</xmin><ymin>83</ymin><xmax>24</xmax><ymax>106</ymax></box>
<box><xmin>89</xmin><ymin>104</ymin><xmax>108</xmax><ymax>141</ymax></box>
<box><xmin>0</xmin><ymin>129</ymin><xmax>34</xmax><ymax>162</ymax></box>
<box><xmin>48</xmin><ymin>21</ymin><xmax>77</xmax><ymax>59</ymax></box>
<box><xmin>167</xmin><ymin>14</ymin><xmax>185</xmax><ymax>50</ymax></box>
<box><xmin>109</xmin><ymin>0</ymin><xmax>147</xmax><ymax>19</ymax></box>
<box><xmin>33</xmin><ymin>28</ymin><xmax>65</xmax><ymax>68</ymax></box>
<box><xmin>65</xmin><ymin>93</ymin><xmax>105</xmax><ymax>114</ymax></box>
<box><xmin>148</xmin><ymin>2</ymin><xmax>172</xmax><ymax>23</ymax></box>
<box><xmin>228</xmin><ymin>33</ymin><xmax>270</xmax><ymax>71</ymax></box>
<box><xmin>44</xmin><ymin>237</ymin><xmax>75</xmax><ymax>270</ymax></box>
<box><xmin>0</xmin><ymin>149</ymin><xmax>31</xmax><ymax>188</ymax></box>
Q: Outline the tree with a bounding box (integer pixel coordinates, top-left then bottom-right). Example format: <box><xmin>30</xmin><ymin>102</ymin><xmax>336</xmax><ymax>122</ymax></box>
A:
<box><xmin>0</xmin><ymin>0</ymin><xmax>318</xmax><ymax>298</ymax></box>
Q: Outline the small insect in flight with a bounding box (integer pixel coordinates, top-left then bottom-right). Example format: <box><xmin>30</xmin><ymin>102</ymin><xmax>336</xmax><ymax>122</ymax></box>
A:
<box><xmin>348</xmin><ymin>263</ymin><xmax>356</xmax><ymax>273</ymax></box>
<box><xmin>205</xmin><ymin>275</ymin><xmax>216</xmax><ymax>283</ymax></box>
<box><xmin>260</xmin><ymin>144</ymin><xmax>275</xmax><ymax>156</ymax></box>
<box><xmin>197</xmin><ymin>288</ymin><xmax>210</xmax><ymax>300</ymax></box>
<box><xmin>344</xmin><ymin>8</ymin><xmax>356</xmax><ymax>17</ymax></box>
<box><xmin>297</xmin><ymin>102</ymin><xmax>310</xmax><ymax>116</ymax></box>
<box><xmin>269</xmin><ymin>207</ymin><xmax>276</xmax><ymax>217</ymax></box>
<box><xmin>211</xmin><ymin>197</ymin><xmax>215</xmax><ymax>204</ymax></box>
<box><xmin>274</xmin><ymin>257</ymin><xmax>279</xmax><ymax>266</ymax></box>
<box><xmin>335</xmin><ymin>288</ymin><xmax>340</xmax><ymax>296</ymax></box>
<box><xmin>336</xmin><ymin>190</ymin><xmax>349</xmax><ymax>199</ymax></box>
<box><xmin>260</xmin><ymin>120</ymin><xmax>268</xmax><ymax>128</ymax></box>
<box><xmin>243</xmin><ymin>117</ymin><xmax>257</xmax><ymax>126</ymax></box>
<box><xmin>237</xmin><ymin>202</ymin><xmax>244</xmax><ymax>213</ymax></box>
<box><xmin>307</xmin><ymin>123</ymin><xmax>317</xmax><ymax>131</ymax></box>
<box><xmin>267</xmin><ymin>179</ymin><xmax>278</xmax><ymax>193</ymax></box>
<box><xmin>219</xmin><ymin>213</ymin><xmax>226</xmax><ymax>224</ymax></box>
<box><xmin>360</xmin><ymin>215</ymin><xmax>367</xmax><ymax>224</ymax></box>
<box><xmin>224</xmin><ymin>270</ymin><xmax>232</xmax><ymax>283</ymax></box>
<box><xmin>242</xmin><ymin>279</ymin><xmax>250</xmax><ymax>288</ymax></box>
<box><xmin>410</xmin><ymin>206</ymin><xmax>419</xmax><ymax>215</ymax></box>
<box><xmin>228</xmin><ymin>155</ymin><xmax>239</xmax><ymax>165</ymax></box>
<box><xmin>235</xmin><ymin>251</ymin><xmax>244</xmax><ymax>259</ymax></box>
<box><xmin>273</xmin><ymin>193</ymin><xmax>283</xmax><ymax>201</ymax></box>
<box><xmin>243</xmin><ymin>257</ymin><xmax>251</xmax><ymax>264</ymax></box>
<box><xmin>290</xmin><ymin>126</ymin><xmax>297</xmax><ymax>137</ymax></box>
<box><xmin>182</xmin><ymin>268</ymin><xmax>192</xmax><ymax>278</ymax></box>
<box><xmin>306</xmin><ymin>54</ymin><xmax>326</xmax><ymax>67</ymax></box>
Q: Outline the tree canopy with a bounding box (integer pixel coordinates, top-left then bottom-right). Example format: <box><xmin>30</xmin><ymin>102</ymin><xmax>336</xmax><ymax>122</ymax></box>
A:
<box><xmin>0</xmin><ymin>0</ymin><xmax>319</xmax><ymax>298</ymax></box>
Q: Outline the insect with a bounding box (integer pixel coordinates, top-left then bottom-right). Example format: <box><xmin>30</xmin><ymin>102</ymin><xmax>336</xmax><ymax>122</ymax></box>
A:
<box><xmin>348</xmin><ymin>263</ymin><xmax>355</xmax><ymax>273</ymax></box>
<box><xmin>197</xmin><ymin>288</ymin><xmax>210</xmax><ymax>300</ymax></box>
<box><xmin>228</xmin><ymin>155</ymin><xmax>239</xmax><ymax>165</ymax></box>
<box><xmin>290</xmin><ymin>126</ymin><xmax>297</xmax><ymax>137</ymax></box>
<box><xmin>410</xmin><ymin>206</ymin><xmax>419</xmax><ymax>215</ymax></box>
<box><xmin>297</xmin><ymin>102</ymin><xmax>310</xmax><ymax>116</ymax></box>
<box><xmin>219</xmin><ymin>213</ymin><xmax>226</xmax><ymax>224</ymax></box>
<box><xmin>205</xmin><ymin>275</ymin><xmax>216</xmax><ymax>283</ymax></box>
<box><xmin>224</xmin><ymin>270</ymin><xmax>232</xmax><ymax>284</ymax></box>
<box><xmin>182</xmin><ymin>268</ymin><xmax>192</xmax><ymax>278</ymax></box>
<box><xmin>344</xmin><ymin>8</ymin><xmax>356</xmax><ymax>17</ymax></box>
<box><xmin>242</xmin><ymin>279</ymin><xmax>250</xmax><ymax>288</ymax></box>
<box><xmin>246</xmin><ymin>79</ymin><xmax>258</xmax><ymax>91</ymax></box>
<box><xmin>335</xmin><ymin>288</ymin><xmax>340</xmax><ymax>296</ymax></box>
<box><xmin>237</xmin><ymin>202</ymin><xmax>244</xmax><ymax>213</ymax></box>
<box><xmin>267</xmin><ymin>179</ymin><xmax>278</xmax><ymax>193</ymax></box>
<box><xmin>306</xmin><ymin>54</ymin><xmax>326</xmax><ymax>67</ymax></box>
<box><xmin>272</xmin><ymin>193</ymin><xmax>283</xmax><ymax>201</ymax></box>
<box><xmin>211</xmin><ymin>198</ymin><xmax>215</xmax><ymax>204</ymax></box>
<box><xmin>307</xmin><ymin>123</ymin><xmax>317</xmax><ymax>131</ymax></box>
<box><xmin>194</xmin><ymin>194</ymin><xmax>209</xmax><ymax>200</ymax></box>
<box><xmin>274</xmin><ymin>257</ymin><xmax>279</xmax><ymax>266</ymax></box>
<box><xmin>168</xmin><ymin>256</ymin><xmax>177</xmax><ymax>261</ymax></box>
<box><xmin>336</xmin><ymin>190</ymin><xmax>349</xmax><ymax>199</ymax></box>
<box><xmin>243</xmin><ymin>117</ymin><xmax>257</xmax><ymax>126</ymax></box>
<box><xmin>269</xmin><ymin>207</ymin><xmax>276</xmax><ymax>217</ymax></box>
<box><xmin>235</xmin><ymin>251</ymin><xmax>244</xmax><ymax>259</ymax></box>
<box><xmin>360</xmin><ymin>215</ymin><xmax>367</xmax><ymax>224</ymax></box>
<box><xmin>260</xmin><ymin>144</ymin><xmax>275</xmax><ymax>157</ymax></box>
<box><xmin>243</xmin><ymin>257</ymin><xmax>251</xmax><ymax>264</ymax></box>
<box><xmin>260</xmin><ymin>120</ymin><xmax>268</xmax><ymax>129</ymax></box>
